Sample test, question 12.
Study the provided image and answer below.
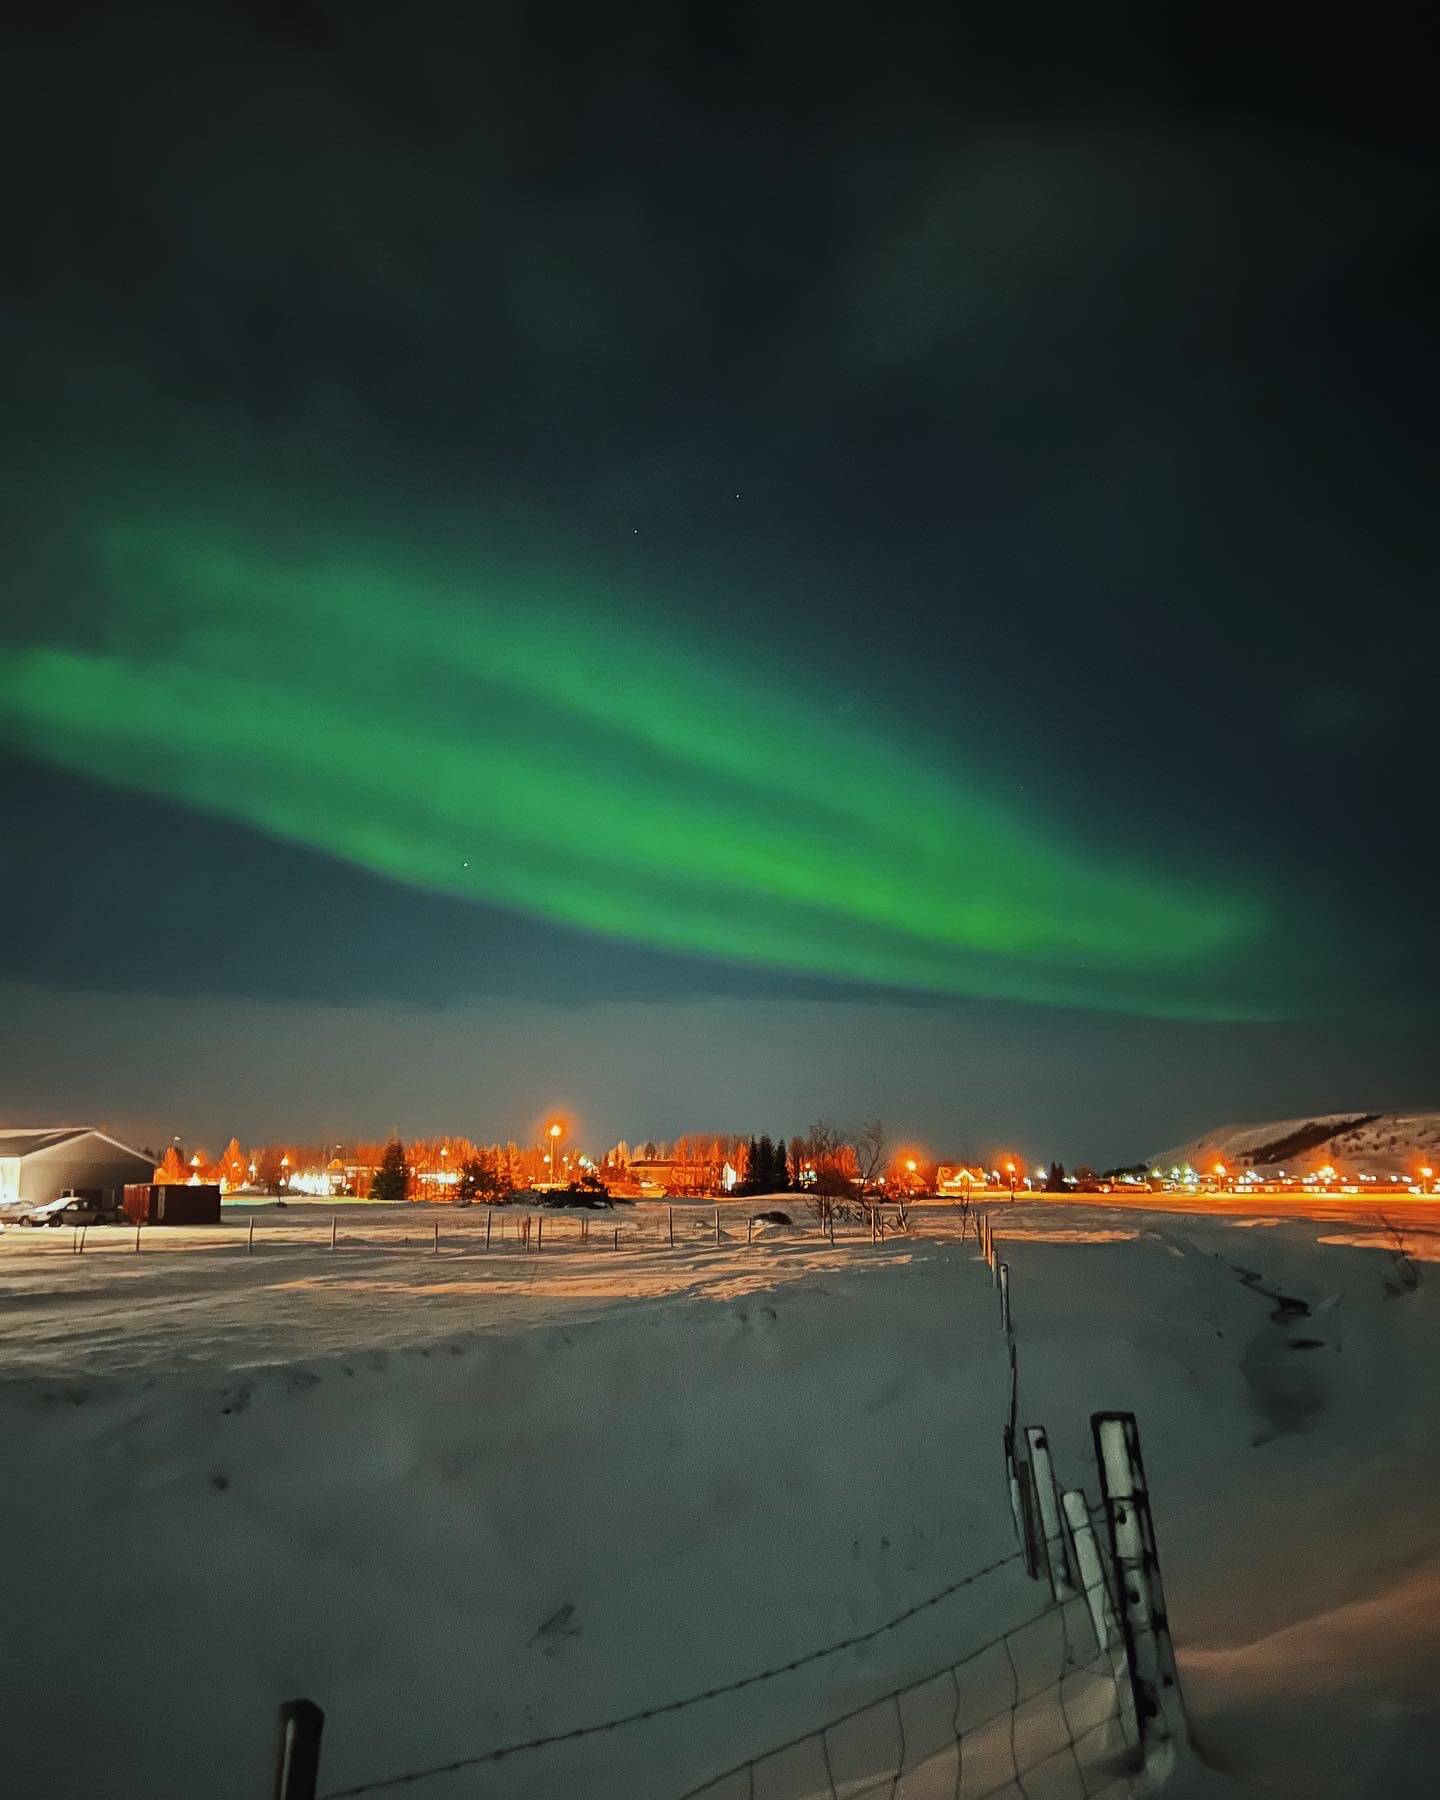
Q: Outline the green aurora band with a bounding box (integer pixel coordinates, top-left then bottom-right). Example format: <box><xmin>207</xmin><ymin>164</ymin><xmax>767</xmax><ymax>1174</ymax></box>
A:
<box><xmin>0</xmin><ymin>524</ymin><xmax>1269</xmax><ymax>1016</ymax></box>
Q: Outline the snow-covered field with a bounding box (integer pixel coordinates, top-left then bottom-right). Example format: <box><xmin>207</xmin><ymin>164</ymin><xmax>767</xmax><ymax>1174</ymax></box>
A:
<box><xmin>2</xmin><ymin>1198</ymin><xmax>1437</xmax><ymax>1799</ymax></box>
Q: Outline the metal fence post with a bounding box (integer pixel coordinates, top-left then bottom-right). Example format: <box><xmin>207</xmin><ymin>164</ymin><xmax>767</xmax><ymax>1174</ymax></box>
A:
<box><xmin>1093</xmin><ymin>1411</ymin><xmax>1190</xmax><ymax>1779</ymax></box>
<box><xmin>998</xmin><ymin>1262</ymin><xmax>1011</xmax><ymax>1333</ymax></box>
<box><xmin>1024</xmin><ymin>1424</ymin><xmax>1075</xmax><ymax>1601</ymax></box>
<box><xmin>274</xmin><ymin>1698</ymin><xmax>324</xmax><ymax>1800</ymax></box>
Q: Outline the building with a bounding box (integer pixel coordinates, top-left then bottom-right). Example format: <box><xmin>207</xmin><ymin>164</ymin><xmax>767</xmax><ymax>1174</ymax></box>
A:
<box><xmin>0</xmin><ymin>1126</ymin><xmax>155</xmax><ymax>1211</ymax></box>
<box><xmin>936</xmin><ymin>1164</ymin><xmax>988</xmax><ymax>1198</ymax></box>
<box><xmin>625</xmin><ymin>1157</ymin><xmax>716</xmax><ymax>1196</ymax></box>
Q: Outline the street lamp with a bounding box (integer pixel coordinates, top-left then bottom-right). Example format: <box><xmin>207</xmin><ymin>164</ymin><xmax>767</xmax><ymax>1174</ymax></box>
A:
<box><xmin>549</xmin><ymin>1123</ymin><xmax>562</xmax><ymax>1185</ymax></box>
<box><xmin>1004</xmin><ymin>1160</ymin><xmax>1017</xmax><ymax>1203</ymax></box>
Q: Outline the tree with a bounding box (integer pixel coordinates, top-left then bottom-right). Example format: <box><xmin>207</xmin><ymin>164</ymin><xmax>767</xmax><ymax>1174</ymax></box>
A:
<box><xmin>1046</xmin><ymin>1162</ymin><xmax>1067</xmax><ymax>1192</ymax></box>
<box><xmin>155</xmin><ymin>1145</ymin><xmax>187</xmax><ymax>1185</ymax></box>
<box><xmin>219</xmin><ymin>1137</ymin><xmax>250</xmax><ymax>1191</ymax></box>
<box><xmin>372</xmin><ymin>1139</ymin><xmax>409</xmax><ymax>1202</ymax></box>
<box><xmin>457</xmin><ymin>1150</ymin><xmax>508</xmax><ymax>1203</ymax></box>
<box><xmin>255</xmin><ymin>1145</ymin><xmax>286</xmax><ymax>1192</ymax></box>
<box><xmin>851</xmin><ymin>1120</ymin><xmax>888</xmax><ymax>1194</ymax></box>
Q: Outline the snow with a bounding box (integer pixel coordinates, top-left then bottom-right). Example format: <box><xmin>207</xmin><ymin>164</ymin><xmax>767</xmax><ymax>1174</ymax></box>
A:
<box><xmin>1151</xmin><ymin>1110</ymin><xmax>1440</xmax><ymax>1176</ymax></box>
<box><xmin>2</xmin><ymin>1197</ymin><xmax>1437</xmax><ymax>1798</ymax></box>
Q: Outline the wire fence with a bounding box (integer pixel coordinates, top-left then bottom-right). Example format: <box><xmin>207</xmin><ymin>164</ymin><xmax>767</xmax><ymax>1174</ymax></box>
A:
<box><xmin>272</xmin><ymin>1208</ymin><xmax>1185</xmax><ymax>1800</ymax></box>
<box><xmin>676</xmin><ymin>1512</ymin><xmax>1137</xmax><ymax>1800</ymax></box>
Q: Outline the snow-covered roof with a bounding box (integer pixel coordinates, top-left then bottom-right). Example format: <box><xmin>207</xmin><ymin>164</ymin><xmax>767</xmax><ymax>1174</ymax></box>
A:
<box><xmin>0</xmin><ymin>1126</ymin><xmax>152</xmax><ymax>1163</ymax></box>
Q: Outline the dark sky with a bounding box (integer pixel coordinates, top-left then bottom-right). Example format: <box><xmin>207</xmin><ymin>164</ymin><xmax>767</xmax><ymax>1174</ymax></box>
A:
<box><xmin>3</xmin><ymin>2</ymin><xmax>1437</xmax><ymax>1162</ymax></box>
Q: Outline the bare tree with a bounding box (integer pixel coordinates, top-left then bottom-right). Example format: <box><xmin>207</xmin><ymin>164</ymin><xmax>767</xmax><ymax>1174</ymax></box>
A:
<box><xmin>851</xmin><ymin>1119</ymin><xmax>888</xmax><ymax>1193</ymax></box>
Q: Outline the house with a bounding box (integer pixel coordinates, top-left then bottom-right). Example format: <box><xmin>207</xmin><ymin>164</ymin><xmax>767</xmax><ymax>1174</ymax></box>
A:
<box><xmin>0</xmin><ymin>1126</ymin><xmax>155</xmax><ymax>1212</ymax></box>
<box><xmin>936</xmin><ymin>1164</ymin><xmax>988</xmax><ymax>1198</ymax></box>
<box><xmin>625</xmin><ymin>1157</ymin><xmax>716</xmax><ymax>1196</ymax></box>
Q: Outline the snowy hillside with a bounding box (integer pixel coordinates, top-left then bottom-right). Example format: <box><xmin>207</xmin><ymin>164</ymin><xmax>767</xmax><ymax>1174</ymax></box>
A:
<box><xmin>1152</xmin><ymin>1110</ymin><xmax>1440</xmax><ymax>1176</ymax></box>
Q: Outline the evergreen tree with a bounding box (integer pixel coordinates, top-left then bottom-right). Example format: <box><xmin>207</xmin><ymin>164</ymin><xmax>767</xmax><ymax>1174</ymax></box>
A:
<box><xmin>372</xmin><ymin>1138</ymin><xmax>409</xmax><ymax>1202</ymax></box>
<box><xmin>767</xmin><ymin>1134</ymin><xmax>790</xmax><ymax>1189</ymax></box>
<box><xmin>1046</xmin><ymin>1161</ymin><xmax>1067</xmax><ymax>1192</ymax></box>
<box><xmin>457</xmin><ymin>1150</ymin><xmax>507</xmax><ymax>1203</ymax></box>
<box><xmin>756</xmin><ymin>1135</ymin><xmax>777</xmax><ymax>1191</ymax></box>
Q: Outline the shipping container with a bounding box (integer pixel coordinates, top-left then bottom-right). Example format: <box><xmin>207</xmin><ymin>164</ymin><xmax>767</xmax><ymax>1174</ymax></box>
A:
<box><xmin>123</xmin><ymin>1183</ymin><xmax>222</xmax><ymax>1225</ymax></box>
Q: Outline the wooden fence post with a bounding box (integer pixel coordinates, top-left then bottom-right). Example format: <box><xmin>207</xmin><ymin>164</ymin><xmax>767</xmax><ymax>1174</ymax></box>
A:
<box><xmin>485</xmin><ymin>1209</ymin><xmax>493</xmax><ymax>1250</ymax></box>
<box><xmin>274</xmin><ymin>1698</ymin><xmax>324</xmax><ymax>1800</ymax></box>
<box><xmin>1024</xmin><ymin>1424</ymin><xmax>1075</xmax><ymax>1601</ymax></box>
<box><xmin>433</xmin><ymin>1219</ymin><xmax>439</xmax><ymax>1254</ymax></box>
<box><xmin>330</xmin><ymin>1217</ymin><xmax>337</xmax><ymax>1251</ymax></box>
<box><xmin>747</xmin><ymin>1215</ymin><xmax>754</xmax><ymax>1246</ymax></box>
<box><xmin>248</xmin><ymin>1218</ymin><xmax>255</xmax><ymax>1254</ymax></box>
<box><xmin>714</xmin><ymin>1205</ymin><xmax>720</xmax><ymax>1244</ymax></box>
<box><xmin>134</xmin><ymin>1220</ymin><xmax>142</xmax><ymax>1252</ymax></box>
<box><xmin>1093</xmin><ymin>1412</ymin><xmax>1191</xmax><ymax>1778</ymax></box>
<box><xmin>668</xmin><ymin>1206</ymin><xmax>674</xmax><ymax>1249</ymax></box>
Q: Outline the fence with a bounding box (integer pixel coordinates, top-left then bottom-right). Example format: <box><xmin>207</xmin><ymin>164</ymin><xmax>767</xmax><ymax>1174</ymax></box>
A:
<box><xmin>268</xmin><ymin>1208</ymin><xmax>1188</xmax><ymax>1800</ymax></box>
<box><xmin>32</xmin><ymin>1200</ymin><xmax>911</xmax><ymax>1260</ymax></box>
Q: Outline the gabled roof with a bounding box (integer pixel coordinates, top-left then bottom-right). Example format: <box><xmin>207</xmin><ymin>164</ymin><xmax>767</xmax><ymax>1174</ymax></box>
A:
<box><xmin>0</xmin><ymin>1126</ymin><xmax>152</xmax><ymax>1163</ymax></box>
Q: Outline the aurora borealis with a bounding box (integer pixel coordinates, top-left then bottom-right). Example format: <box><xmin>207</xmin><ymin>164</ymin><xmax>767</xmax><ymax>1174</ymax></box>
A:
<box><xmin>1</xmin><ymin>522</ymin><xmax>1262</xmax><ymax>1017</ymax></box>
<box><xmin>3</xmin><ymin>3</ymin><xmax>1437</xmax><ymax>1153</ymax></box>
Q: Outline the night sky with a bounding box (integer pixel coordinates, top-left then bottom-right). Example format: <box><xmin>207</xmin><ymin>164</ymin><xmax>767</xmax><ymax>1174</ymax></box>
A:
<box><xmin>3</xmin><ymin>3</ymin><xmax>1437</xmax><ymax>1161</ymax></box>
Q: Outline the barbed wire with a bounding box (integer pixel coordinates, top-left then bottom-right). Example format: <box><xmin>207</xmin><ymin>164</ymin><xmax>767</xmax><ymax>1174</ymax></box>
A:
<box><xmin>678</xmin><ymin>1591</ymin><xmax>1132</xmax><ymax>1800</ymax></box>
<box><xmin>318</xmin><ymin>1544</ymin><xmax>1033</xmax><ymax>1798</ymax></box>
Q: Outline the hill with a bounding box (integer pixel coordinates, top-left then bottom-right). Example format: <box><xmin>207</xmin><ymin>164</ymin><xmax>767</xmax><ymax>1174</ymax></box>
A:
<box><xmin>1152</xmin><ymin>1110</ymin><xmax>1440</xmax><ymax>1178</ymax></box>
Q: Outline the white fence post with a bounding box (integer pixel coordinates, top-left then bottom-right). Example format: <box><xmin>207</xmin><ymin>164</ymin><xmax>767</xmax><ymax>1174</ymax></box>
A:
<box><xmin>1024</xmin><ymin>1424</ymin><xmax>1075</xmax><ymax>1601</ymax></box>
<box><xmin>1093</xmin><ymin>1412</ymin><xmax>1191</xmax><ymax>1782</ymax></box>
<box><xmin>1062</xmin><ymin>1487</ymin><xmax>1118</xmax><ymax>1653</ymax></box>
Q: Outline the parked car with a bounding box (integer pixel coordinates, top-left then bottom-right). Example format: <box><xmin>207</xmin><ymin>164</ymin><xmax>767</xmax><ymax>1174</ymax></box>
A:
<box><xmin>23</xmin><ymin>1193</ymin><xmax>122</xmax><ymax>1227</ymax></box>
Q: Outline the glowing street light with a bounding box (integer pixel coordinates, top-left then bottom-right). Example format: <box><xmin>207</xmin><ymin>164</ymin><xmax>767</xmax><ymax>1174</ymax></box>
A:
<box><xmin>548</xmin><ymin>1122</ymin><xmax>563</xmax><ymax>1184</ymax></box>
